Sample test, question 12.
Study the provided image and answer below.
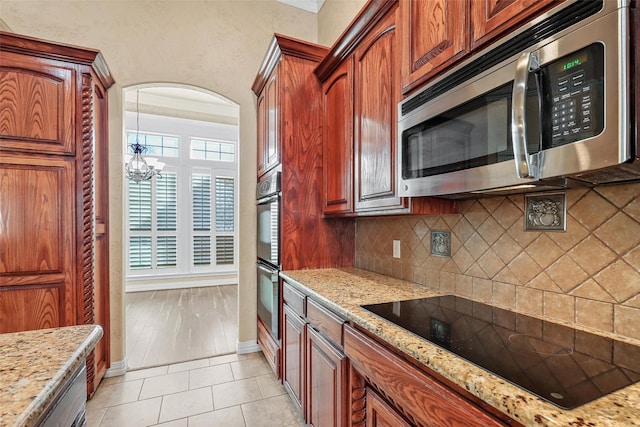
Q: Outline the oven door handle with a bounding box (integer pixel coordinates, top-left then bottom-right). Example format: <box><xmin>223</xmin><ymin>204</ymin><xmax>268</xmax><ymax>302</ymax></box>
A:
<box><xmin>257</xmin><ymin>263</ymin><xmax>278</xmax><ymax>281</ymax></box>
<box><xmin>511</xmin><ymin>51</ymin><xmax>539</xmax><ymax>179</ymax></box>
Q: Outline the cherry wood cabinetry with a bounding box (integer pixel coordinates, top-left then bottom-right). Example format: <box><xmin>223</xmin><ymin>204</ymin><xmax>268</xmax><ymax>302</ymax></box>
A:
<box><xmin>252</xmin><ymin>34</ymin><xmax>355</xmax><ymax>271</ymax></box>
<box><xmin>280</xmin><ymin>279</ymin><xmax>348</xmax><ymax>427</ymax></box>
<box><xmin>322</xmin><ymin>58</ymin><xmax>354</xmax><ymax>215</ymax></box>
<box><xmin>399</xmin><ymin>0</ymin><xmax>469</xmax><ymax>95</ymax></box>
<box><xmin>316</xmin><ymin>1</ymin><xmax>458</xmax><ymax>217</ymax></box>
<box><xmin>353</xmin><ymin>10</ymin><xmax>402</xmax><ymax>213</ymax></box>
<box><xmin>282</xmin><ymin>282</ymin><xmax>307</xmax><ymax>416</ymax></box>
<box><xmin>470</xmin><ymin>0</ymin><xmax>561</xmax><ymax>50</ymax></box>
<box><xmin>399</xmin><ymin>0</ymin><xmax>561</xmax><ymax>94</ymax></box>
<box><xmin>0</xmin><ymin>31</ymin><xmax>114</xmax><ymax>397</ymax></box>
<box><xmin>366</xmin><ymin>388</ymin><xmax>412</xmax><ymax>427</ymax></box>
<box><xmin>256</xmin><ymin>72</ymin><xmax>279</xmax><ymax>177</ymax></box>
<box><xmin>344</xmin><ymin>325</ymin><xmax>514</xmax><ymax>427</ymax></box>
<box><xmin>306</xmin><ymin>325</ymin><xmax>347</xmax><ymax>427</ymax></box>
<box><xmin>253</xmin><ymin>35</ymin><xmax>355</xmax><ymax>378</ymax></box>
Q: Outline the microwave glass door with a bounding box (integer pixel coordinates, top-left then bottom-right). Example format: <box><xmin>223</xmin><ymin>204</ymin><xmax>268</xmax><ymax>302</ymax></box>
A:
<box><xmin>402</xmin><ymin>76</ymin><xmax>541</xmax><ymax>180</ymax></box>
<box><xmin>257</xmin><ymin>196</ymin><xmax>279</xmax><ymax>266</ymax></box>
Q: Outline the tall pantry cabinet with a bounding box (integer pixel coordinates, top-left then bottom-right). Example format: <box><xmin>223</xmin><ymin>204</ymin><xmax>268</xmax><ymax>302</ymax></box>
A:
<box><xmin>0</xmin><ymin>31</ymin><xmax>114</xmax><ymax>396</ymax></box>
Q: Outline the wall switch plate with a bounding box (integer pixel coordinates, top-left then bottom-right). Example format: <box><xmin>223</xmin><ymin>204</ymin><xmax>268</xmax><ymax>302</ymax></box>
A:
<box><xmin>392</xmin><ymin>240</ymin><xmax>401</xmax><ymax>258</ymax></box>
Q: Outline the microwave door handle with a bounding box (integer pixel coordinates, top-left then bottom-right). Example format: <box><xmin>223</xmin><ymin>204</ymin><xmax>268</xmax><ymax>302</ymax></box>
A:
<box><xmin>511</xmin><ymin>51</ymin><xmax>539</xmax><ymax>179</ymax></box>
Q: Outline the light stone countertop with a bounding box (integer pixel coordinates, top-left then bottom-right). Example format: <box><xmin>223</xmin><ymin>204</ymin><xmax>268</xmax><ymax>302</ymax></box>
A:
<box><xmin>281</xmin><ymin>268</ymin><xmax>640</xmax><ymax>427</ymax></box>
<box><xmin>0</xmin><ymin>325</ymin><xmax>103</xmax><ymax>427</ymax></box>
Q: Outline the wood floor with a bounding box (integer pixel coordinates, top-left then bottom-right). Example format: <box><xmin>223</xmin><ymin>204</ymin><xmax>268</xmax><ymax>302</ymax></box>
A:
<box><xmin>126</xmin><ymin>285</ymin><xmax>238</xmax><ymax>370</ymax></box>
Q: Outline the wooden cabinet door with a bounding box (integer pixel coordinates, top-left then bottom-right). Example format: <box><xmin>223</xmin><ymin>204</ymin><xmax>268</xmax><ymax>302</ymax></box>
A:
<box><xmin>399</xmin><ymin>0</ymin><xmax>469</xmax><ymax>94</ymax></box>
<box><xmin>256</xmin><ymin>68</ymin><xmax>280</xmax><ymax>177</ymax></box>
<box><xmin>283</xmin><ymin>303</ymin><xmax>306</xmax><ymax>416</ymax></box>
<box><xmin>470</xmin><ymin>0</ymin><xmax>560</xmax><ymax>50</ymax></box>
<box><xmin>353</xmin><ymin>9</ymin><xmax>405</xmax><ymax>213</ymax></box>
<box><xmin>256</xmin><ymin>91</ymin><xmax>267</xmax><ymax>177</ymax></box>
<box><xmin>366</xmin><ymin>388</ymin><xmax>412</xmax><ymax>427</ymax></box>
<box><xmin>265</xmin><ymin>70</ymin><xmax>280</xmax><ymax>173</ymax></box>
<box><xmin>0</xmin><ymin>153</ymin><xmax>76</xmax><ymax>332</ymax></box>
<box><xmin>306</xmin><ymin>326</ymin><xmax>347</xmax><ymax>427</ymax></box>
<box><xmin>0</xmin><ymin>51</ymin><xmax>76</xmax><ymax>155</ymax></box>
<box><xmin>322</xmin><ymin>58</ymin><xmax>354</xmax><ymax>216</ymax></box>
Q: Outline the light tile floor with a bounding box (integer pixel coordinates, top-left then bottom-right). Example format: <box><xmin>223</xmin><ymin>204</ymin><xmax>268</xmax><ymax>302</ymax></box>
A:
<box><xmin>86</xmin><ymin>352</ymin><xmax>304</xmax><ymax>427</ymax></box>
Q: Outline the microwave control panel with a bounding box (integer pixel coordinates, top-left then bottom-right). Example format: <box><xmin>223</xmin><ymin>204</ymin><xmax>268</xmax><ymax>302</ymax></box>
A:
<box><xmin>546</xmin><ymin>43</ymin><xmax>604</xmax><ymax>147</ymax></box>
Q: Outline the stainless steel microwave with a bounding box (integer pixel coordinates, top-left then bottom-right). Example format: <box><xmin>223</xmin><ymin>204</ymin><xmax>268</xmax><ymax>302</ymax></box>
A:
<box><xmin>398</xmin><ymin>0</ymin><xmax>637</xmax><ymax>198</ymax></box>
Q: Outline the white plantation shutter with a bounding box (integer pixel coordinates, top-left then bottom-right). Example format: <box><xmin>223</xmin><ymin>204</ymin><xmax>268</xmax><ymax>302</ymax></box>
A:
<box><xmin>193</xmin><ymin>236</ymin><xmax>211</xmax><ymax>266</ymax></box>
<box><xmin>192</xmin><ymin>174</ymin><xmax>211</xmax><ymax>231</ymax></box>
<box><xmin>215</xmin><ymin>177</ymin><xmax>234</xmax><ymax>232</ymax></box>
<box><xmin>215</xmin><ymin>177</ymin><xmax>235</xmax><ymax>265</ymax></box>
<box><xmin>129</xmin><ymin>236</ymin><xmax>152</xmax><ymax>268</ymax></box>
<box><xmin>156</xmin><ymin>172</ymin><xmax>177</xmax><ymax>231</ymax></box>
<box><xmin>192</xmin><ymin>174</ymin><xmax>212</xmax><ymax>266</ymax></box>
<box><xmin>128</xmin><ymin>180</ymin><xmax>152</xmax><ymax>231</ymax></box>
<box><xmin>157</xmin><ymin>236</ymin><xmax>177</xmax><ymax>267</ymax></box>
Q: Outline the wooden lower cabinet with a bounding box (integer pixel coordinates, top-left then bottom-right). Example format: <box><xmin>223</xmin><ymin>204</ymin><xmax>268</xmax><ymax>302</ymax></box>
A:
<box><xmin>306</xmin><ymin>326</ymin><xmax>347</xmax><ymax>427</ymax></box>
<box><xmin>344</xmin><ymin>324</ymin><xmax>515</xmax><ymax>427</ymax></box>
<box><xmin>366</xmin><ymin>388</ymin><xmax>412</xmax><ymax>427</ymax></box>
<box><xmin>282</xmin><ymin>303</ymin><xmax>306</xmax><ymax>416</ymax></box>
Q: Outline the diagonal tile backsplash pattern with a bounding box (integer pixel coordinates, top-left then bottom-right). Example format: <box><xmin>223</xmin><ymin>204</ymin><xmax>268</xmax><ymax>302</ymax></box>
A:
<box><xmin>355</xmin><ymin>183</ymin><xmax>640</xmax><ymax>341</ymax></box>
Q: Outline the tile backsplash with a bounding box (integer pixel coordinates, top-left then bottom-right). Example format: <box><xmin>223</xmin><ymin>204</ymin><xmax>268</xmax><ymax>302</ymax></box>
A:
<box><xmin>355</xmin><ymin>183</ymin><xmax>640</xmax><ymax>341</ymax></box>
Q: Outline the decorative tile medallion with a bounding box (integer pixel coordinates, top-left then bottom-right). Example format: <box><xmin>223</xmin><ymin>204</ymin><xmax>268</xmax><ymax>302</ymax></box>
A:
<box><xmin>524</xmin><ymin>192</ymin><xmax>566</xmax><ymax>232</ymax></box>
<box><xmin>431</xmin><ymin>230</ymin><xmax>451</xmax><ymax>257</ymax></box>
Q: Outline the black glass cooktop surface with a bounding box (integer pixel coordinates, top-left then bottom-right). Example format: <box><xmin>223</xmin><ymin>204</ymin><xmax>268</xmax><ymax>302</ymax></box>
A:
<box><xmin>361</xmin><ymin>295</ymin><xmax>640</xmax><ymax>409</ymax></box>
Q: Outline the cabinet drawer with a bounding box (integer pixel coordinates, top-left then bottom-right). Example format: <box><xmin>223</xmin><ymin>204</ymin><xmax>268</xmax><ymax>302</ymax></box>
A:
<box><xmin>258</xmin><ymin>318</ymin><xmax>280</xmax><ymax>376</ymax></box>
<box><xmin>307</xmin><ymin>298</ymin><xmax>345</xmax><ymax>349</ymax></box>
<box><xmin>344</xmin><ymin>325</ymin><xmax>507</xmax><ymax>427</ymax></box>
<box><xmin>283</xmin><ymin>281</ymin><xmax>306</xmax><ymax>317</ymax></box>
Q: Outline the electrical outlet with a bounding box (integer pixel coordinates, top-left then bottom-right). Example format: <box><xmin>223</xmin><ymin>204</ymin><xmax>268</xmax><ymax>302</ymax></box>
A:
<box><xmin>392</xmin><ymin>240</ymin><xmax>401</xmax><ymax>258</ymax></box>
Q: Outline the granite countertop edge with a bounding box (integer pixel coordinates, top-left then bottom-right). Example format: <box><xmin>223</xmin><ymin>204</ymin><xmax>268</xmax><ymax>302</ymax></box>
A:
<box><xmin>280</xmin><ymin>268</ymin><xmax>640</xmax><ymax>427</ymax></box>
<box><xmin>1</xmin><ymin>325</ymin><xmax>103</xmax><ymax>427</ymax></box>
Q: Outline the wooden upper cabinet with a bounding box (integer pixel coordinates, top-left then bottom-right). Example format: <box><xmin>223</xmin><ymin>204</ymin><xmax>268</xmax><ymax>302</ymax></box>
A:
<box><xmin>470</xmin><ymin>0</ymin><xmax>561</xmax><ymax>50</ymax></box>
<box><xmin>353</xmin><ymin>9</ymin><xmax>404</xmax><ymax>213</ymax></box>
<box><xmin>322</xmin><ymin>58</ymin><xmax>354</xmax><ymax>216</ymax></box>
<box><xmin>256</xmin><ymin>92</ymin><xmax>267</xmax><ymax>176</ymax></box>
<box><xmin>0</xmin><ymin>52</ymin><xmax>76</xmax><ymax>154</ymax></box>
<box><xmin>256</xmin><ymin>69</ymin><xmax>280</xmax><ymax>177</ymax></box>
<box><xmin>265</xmin><ymin>71</ymin><xmax>279</xmax><ymax>173</ymax></box>
<box><xmin>399</xmin><ymin>0</ymin><xmax>469</xmax><ymax>94</ymax></box>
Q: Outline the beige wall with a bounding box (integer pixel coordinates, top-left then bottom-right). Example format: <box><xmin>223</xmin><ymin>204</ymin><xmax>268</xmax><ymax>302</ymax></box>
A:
<box><xmin>317</xmin><ymin>0</ymin><xmax>367</xmax><ymax>46</ymax></box>
<box><xmin>356</xmin><ymin>184</ymin><xmax>640</xmax><ymax>342</ymax></box>
<box><xmin>0</xmin><ymin>0</ymin><xmax>319</xmax><ymax>363</ymax></box>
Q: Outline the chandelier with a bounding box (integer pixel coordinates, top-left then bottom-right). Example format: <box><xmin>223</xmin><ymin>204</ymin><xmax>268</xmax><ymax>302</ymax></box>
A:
<box><xmin>125</xmin><ymin>90</ymin><xmax>164</xmax><ymax>183</ymax></box>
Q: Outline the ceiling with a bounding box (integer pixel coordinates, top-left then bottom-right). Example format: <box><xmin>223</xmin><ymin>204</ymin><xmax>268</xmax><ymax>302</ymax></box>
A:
<box><xmin>276</xmin><ymin>0</ymin><xmax>325</xmax><ymax>13</ymax></box>
<box><xmin>124</xmin><ymin>86</ymin><xmax>239</xmax><ymax>126</ymax></box>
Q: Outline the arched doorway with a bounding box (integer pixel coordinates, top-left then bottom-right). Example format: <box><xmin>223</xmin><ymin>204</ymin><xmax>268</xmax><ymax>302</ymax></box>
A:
<box><xmin>122</xmin><ymin>84</ymin><xmax>240</xmax><ymax>369</ymax></box>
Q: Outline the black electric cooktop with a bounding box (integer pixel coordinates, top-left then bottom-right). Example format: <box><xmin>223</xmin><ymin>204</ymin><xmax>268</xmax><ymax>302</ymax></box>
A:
<box><xmin>361</xmin><ymin>295</ymin><xmax>640</xmax><ymax>409</ymax></box>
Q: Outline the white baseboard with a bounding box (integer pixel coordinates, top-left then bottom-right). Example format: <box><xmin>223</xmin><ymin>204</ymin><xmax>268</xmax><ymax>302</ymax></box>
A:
<box><xmin>105</xmin><ymin>358</ymin><xmax>128</xmax><ymax>377</ymax></box>
<box><xmin>126</xmin><ymin>277</ymin><xmax>237</xmax><ymax>293</ymax></box>
<box><xmin>236</xmin><ymin>340</ymin><xmax>261</xmax><ymax>354</ymax></box>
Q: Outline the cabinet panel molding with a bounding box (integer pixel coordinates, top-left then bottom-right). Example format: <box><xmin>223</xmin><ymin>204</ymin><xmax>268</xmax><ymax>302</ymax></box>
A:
<box><xmin>0</xmin><ymin>53</ymin><xmax>75</xmax><ymax>154</ymax></box>
<box><xmin>0</xmin><ymin>284</ymin><xmax>65</xmax><ymax>333</ymax></box>
<box><xmin>400</xmin><ymin>0</ymin><xmax>469</xmax><ymax>94</ymax></box>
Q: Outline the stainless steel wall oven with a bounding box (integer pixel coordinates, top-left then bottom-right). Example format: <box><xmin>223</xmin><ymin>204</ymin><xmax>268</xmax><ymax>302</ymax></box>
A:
<box><xmin>256</xmin><ymin>172</ymin><xmax>280</xmax><ymax>339</ymax></box>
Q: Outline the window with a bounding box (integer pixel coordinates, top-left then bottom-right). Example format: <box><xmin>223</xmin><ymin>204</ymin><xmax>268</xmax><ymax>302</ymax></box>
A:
<box><xmin>125</xmin><ymin>114</ymin><xmax>237</xmax><ymax>278</ymax></box>
<box><xmin>191</xmin><ymin>138</ymin><xmax>235</xmax><ymax>161</ymax></box>
<box><xmin>128</xmin><ymin>132</ymin><xmax>179</xmax><ymax>157</ymax></box>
